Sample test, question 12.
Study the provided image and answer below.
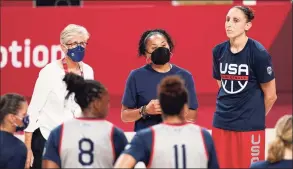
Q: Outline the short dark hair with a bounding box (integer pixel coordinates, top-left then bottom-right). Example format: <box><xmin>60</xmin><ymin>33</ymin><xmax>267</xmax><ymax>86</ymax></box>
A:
<box><xmin>63</xmin><ymin>73</ymin><xmax>107</xmax><ymax>110</ymax></box>
<box><xmin>234</xmin><ymin>6</ymin><xmax>255</xmax><ymax>22</ymax></box>
<box><xmin>0</xmin><ymin>93</ymin><xmax>26</xmax><ymax>124</ymax></box>
<box><xmin>157</xmin><ymin>75</ymin><xmax>188</xmax><ymax>116</ymax></box>
<box><xmin>138</xmin><ymin>29</ymin><xmax>174</xmax><ymax>57</ymax></box>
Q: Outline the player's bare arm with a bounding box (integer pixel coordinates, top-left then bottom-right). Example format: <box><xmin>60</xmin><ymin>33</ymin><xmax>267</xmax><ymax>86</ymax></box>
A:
<box><xmin>24</xmin><ymin>132</ymin><xmax>34</xmax><ymax>168</ymax></box>
<box><xmin>260</xmin><ymin>79</ymin><xmax>277</xmax><ymax>115</ymax></box>
<box><xmin>114</xmin><ymin>154</ymin><xmax>137</xmax><ymax>168</ymax></box>
<box><xmin>42</xmin><ymin>160</ymin><xmax>60</xmax><ymax>168</ymax></box>
<box><xmin>216</xmin><ymin>80</ymin><xmax>221</xmax><ymax>88</ymax></box>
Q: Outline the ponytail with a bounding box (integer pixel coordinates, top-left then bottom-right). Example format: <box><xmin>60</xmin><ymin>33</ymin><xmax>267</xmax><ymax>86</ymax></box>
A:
<box><xmin>63</xmin><ymin>73</ymin><xmax>88</xmax><ymax>109</ymax></box>
<box><xmin>267</xmin><ymin>114</ymin><xmax>292</xmax><ymax>163</ymax></box>
<box><xmin>63</xmin><ymin>73</ymin><xmax>107</xmax><ymax>110</ymax></box>
<box><xmin>267</xmin><ymin>137</ymin><xmax>285</xmax><ymax>163</ymax></box>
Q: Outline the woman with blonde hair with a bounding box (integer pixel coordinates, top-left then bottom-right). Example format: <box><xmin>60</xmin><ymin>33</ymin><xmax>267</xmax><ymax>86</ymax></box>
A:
<box><xmin>24</xmin><ymin>24</ymin><xmax>94</xmax><ymax>169</ymax></box>
<box><xmin>250</xmin><ymin>114</ymin><xmax>292</xmax><ymax>168</ymax></box>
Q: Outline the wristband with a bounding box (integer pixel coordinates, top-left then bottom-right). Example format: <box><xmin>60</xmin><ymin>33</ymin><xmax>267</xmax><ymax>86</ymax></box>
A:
<box><xmin>139</xmin><ymin>105</ymin><xmax>148</xmax><ymax>119</ymax></box>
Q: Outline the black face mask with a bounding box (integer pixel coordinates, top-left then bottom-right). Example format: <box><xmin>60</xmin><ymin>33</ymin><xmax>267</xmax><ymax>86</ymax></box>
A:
<box><xmin>151</xmin><ymin>47</ymin><xmax>171</xmax><ymax>65</ymax></box>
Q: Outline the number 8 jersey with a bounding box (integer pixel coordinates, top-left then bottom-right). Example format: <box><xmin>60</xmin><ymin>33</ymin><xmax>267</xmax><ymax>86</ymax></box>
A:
<box><xmin>122</xmin><ymin>123</ymin><xmax>219</xmax><ymax>168</ymax></box>
<box><xmin>43</xmin><ymin>118</ymin><xmax>128</xmax><ymax>168</ymax></box>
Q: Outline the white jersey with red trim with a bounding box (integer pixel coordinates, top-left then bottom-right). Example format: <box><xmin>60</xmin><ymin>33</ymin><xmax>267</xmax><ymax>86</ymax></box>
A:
<box><xmin>59</xmin><ymin>118</ymin><xmax>115</xmax><ymax>168</ymax></box>
<box><xmin>149</xmin><ymin>123</ymin><xmax>208</xmax><ymax>168</ymax></box>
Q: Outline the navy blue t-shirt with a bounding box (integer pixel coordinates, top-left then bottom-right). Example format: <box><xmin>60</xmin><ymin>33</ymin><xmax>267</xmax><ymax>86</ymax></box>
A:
<box><xmin>212</xmin><ymin>38</ymin><xmax>275</xmax><ymax>131</ymax></box>
<box><xmin>250</xmin><ymin>160</ymin><xmax>293</xmax><ymax>168</ymax></box>
<box><xmin>0</xmin><ymin>130</ymin><xmax>27</xmax><ymax>169</ymax></box>
<box><xmin>43</xmin><ymin>123</ymin><xmax>128</xmax><ymax>167</ymax></box>
<box><xmin>122</xmin><ymin>64</ymin><xmax>199</xmax><ymax>131</ymax></box>
<box><xmin>122</xmin><ymin>127</ymin><xmax>218</xmax><ymax>168</ymax></box>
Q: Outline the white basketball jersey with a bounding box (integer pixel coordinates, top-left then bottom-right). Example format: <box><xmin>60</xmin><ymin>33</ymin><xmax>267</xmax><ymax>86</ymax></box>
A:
<box><xmin>59</xmin><ymin>119</ymin><xmax>115</xmax><ymax>168</ymax></box>
<box><xmin>149</xmin><ymin>123</ymin><xmax>208</xmax><ymax>168</ymax></box>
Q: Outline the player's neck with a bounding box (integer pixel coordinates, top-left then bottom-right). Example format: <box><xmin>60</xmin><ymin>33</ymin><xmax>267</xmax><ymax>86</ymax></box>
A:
<box><xmin>229</xmin><ymin>34</ymin><xmax>248</xmax><ymax>51</ymax></box>
<box><xmin>163</xmin><ymin>115</ymin><xmax>185</xmax><ymax>124</ymax></box>
<box><xmin>82</xmin><ymin>110</ymin><xmax>106</xmax><ymax>119</ymax></box>
<box><xmin>65</xmin><ymin>56</ymin><xmax>80</xmax><ymax>70</ymax></box>
<box><xmin>283</xmin><ymin>147</ymin><xmax>293</xmax><ymax>160</ymax></box>
<box><xmin>0</xmin><ymin>125</ymin><xmax>14</xmax><ymax>134</ymax></box>
<box><xmin>151</xmin><ymin>63</ymin><xmax>172</xmax><ymax>73</ymax></box>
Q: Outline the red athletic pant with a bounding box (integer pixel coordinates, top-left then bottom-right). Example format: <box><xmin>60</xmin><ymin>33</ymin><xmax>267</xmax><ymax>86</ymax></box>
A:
<box><xmin>212</xmin><ymin>127</ymin><xmax>265</xmax><ymax>168</ymax></box>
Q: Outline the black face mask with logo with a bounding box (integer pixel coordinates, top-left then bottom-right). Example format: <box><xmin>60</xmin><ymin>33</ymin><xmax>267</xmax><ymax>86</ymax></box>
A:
<box><xmin>151</xmin><ymin>47</ymin><xmax>171</xmax><ymax>65</ymax></box>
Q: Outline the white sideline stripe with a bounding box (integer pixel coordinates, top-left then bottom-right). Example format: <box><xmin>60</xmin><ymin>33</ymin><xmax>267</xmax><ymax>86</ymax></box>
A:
<box><xmin>243</xmin><ymin>0</ymin><xmax>257</xmax><ymax>6</ymax></box>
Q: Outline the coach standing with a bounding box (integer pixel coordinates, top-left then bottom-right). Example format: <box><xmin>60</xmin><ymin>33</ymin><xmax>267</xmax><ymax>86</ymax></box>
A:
<box><xmin>24</xmin><ymin>24</ymin><xmax>94</xmax><ymax>169</ymax></box>
<box><xmin>121</xmin><ymin>29</ymin><xmax>199</xmax><ymax>132</ymax></box>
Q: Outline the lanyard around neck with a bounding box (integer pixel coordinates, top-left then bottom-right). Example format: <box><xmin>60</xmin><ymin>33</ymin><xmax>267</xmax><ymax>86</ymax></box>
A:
<box><xmin>62</xmin><ymin>58</ymin><xmax>84</xmax><ymax>77</ymax></box>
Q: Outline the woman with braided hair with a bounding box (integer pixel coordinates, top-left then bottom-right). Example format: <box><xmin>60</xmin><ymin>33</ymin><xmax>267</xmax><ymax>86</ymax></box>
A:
<box><xmin>43</xmin><ymin>73</ymin><xmax>128</xmax><ymax>168</ymax></box>
<box><xmin>121</xmin><ymin>29</ymin><xmax>199</xmax><ymax>132</ymax></box>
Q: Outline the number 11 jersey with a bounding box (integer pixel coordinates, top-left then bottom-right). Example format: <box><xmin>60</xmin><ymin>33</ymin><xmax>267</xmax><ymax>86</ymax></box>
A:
<box><xmin>123</xmin><ymin>123</ymin><xmax>219</xmax><ymax>168</ymax></box>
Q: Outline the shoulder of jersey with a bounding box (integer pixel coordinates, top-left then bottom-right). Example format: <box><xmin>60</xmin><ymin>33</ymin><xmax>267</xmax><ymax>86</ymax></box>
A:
<box><xmin>188</xmin><ymin>123</ymin><xmax>203</xmax><ymax>130</ymax></box>
<box><xmin>152</xmin><ymin>123</ymin><xmax>201</xmax><ymax>130</ymax></box>
<box><xmin>135</xmin><ymin>126</ymin><xmax>153</xmax><ymax>136</ymax></box>
<box><xmin>171</xmin><ymin>64</ymin><xmax>191</xmax><ymax>74</ymax></box>
<box><xmin>128</xmin><ymin>64</ymin><xmax>150</xmax><ymax>76</ymax></box>
<box><xmin>248</xmin><ymin>38</ymin><xmax>267</xmax><ymax>52</ymax></box>
<box><xmin>67</xmin><ymin>118</ymin><xmax>114</xmax><ymax>126</ymax></box>
<box><xmin>250</xmin><ymin>160</ymin><xmax>269</xmax><ymax>168</ymax></box>
<box><xmin>101</xmin><ymin>120</ymin><xmax>115</xmax><ymax>129</ymax></box>
<box><xmin>213</xmin><ymin>40</ymin><xmax>229</xmax><ymax>58</ymax></box>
